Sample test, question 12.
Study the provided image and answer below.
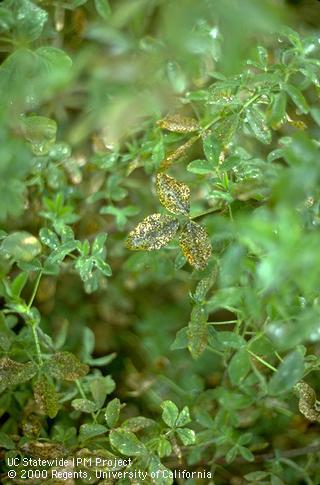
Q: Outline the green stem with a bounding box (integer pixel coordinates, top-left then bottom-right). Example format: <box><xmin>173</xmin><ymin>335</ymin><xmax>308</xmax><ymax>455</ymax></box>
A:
<box><xmin>32</xmin><ymin>324</ymin><xmax>43</xmax><ymax>366</ymax></box>
<box><xmin>28</xmin><ymin>270</ymin><xmax>43</xmax><ymax>309</ymax></box>
<box><xmin>76</xmin><ymin>379</ymin><xmax>96</xmax><ymax>421</ymax></box>
<box><xmin>247</xmin><ymin>349</ymin><xmax>277</xmax><ymax>372</ymax></box>
<box><xmin>191</xmin><ymin>207</ymin><xmax>220</xmax><ymax>220</ymax></box>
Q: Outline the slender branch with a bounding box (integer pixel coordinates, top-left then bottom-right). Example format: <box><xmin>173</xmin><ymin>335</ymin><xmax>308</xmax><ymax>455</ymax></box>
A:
<box><xmin>28</xmin><ymin>270</ymin><xmax>43</xmax><ymax>309</ymax></box>
<box><xmin>247</xmin><ymin>349</ymin><xmax>277</xmax><ymax>372</ymax></box>
<box><xmin>31</xmin><ymin>325</ymin><xmax>43</xmax><ymax>366</ymax></box>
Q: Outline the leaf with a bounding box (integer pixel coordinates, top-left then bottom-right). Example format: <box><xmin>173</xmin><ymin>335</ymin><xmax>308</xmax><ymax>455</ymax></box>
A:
<box><xmin>176</xmin><ymin>406</ymin><xmax>191</xmax><ymax>427</ymax></box>
<box><xmin>285</xmin><ymin>84</ymin><xmax>309</xmax><ymax>114</ymax></box>
<box><xmin>161</xmin><ymin>400</ymin><xmax>179</xmax><ymax>427</ymax></box>
<box><xmin>71</xmin><ymin>398</ymin><xmax>97</xmax><ymax>413</ymax></box>
<box><xmin>95</xmin><ymin>0</ymin><xmax>111</xmax><ymax>19</ymax></box>
<box><xmin>170</xmin><ymin>327</ymin><xmax>188</xmax><ymax>350</ymax></box>
<box><xmin>157</xmin><ymin>437</ymin><xmax>172</xmax><ymax>458</ymax></box>
<box><xmin>228</xmin><ymin>348</ymin><xmax>251</xmax><ymax>385</ymax></box>
<box><xmin>187</xmin><ymin>159</ymin><xmax>214</xmax><ymax>175</ymax></box>
<box><xmin>0</xmin><ymin>357</ymin><xmax>37</xmax><ymax>389</ymax></box>
<box><xmin>109</xmin><ymin>429</ymin><xmax>146</xmax><ymax>456</ymax></box>
<box><xmin>21</xmin><ymin>116</ymin><xmax>57</xmax><ymax>155</ymax></box>
<box><xmin>14</xmin><ymin>0</ymin><xmax>48</xmax><ymax>42</ymax></box>
<box><xmin>268</xmin><ymin>92</ymin><xmax>287</xmax><ymax>128</ymax></box>
<box><xmin>158</xmin><ymin>114</ymin><xmax>200</xmax><ymax>133</ymax></box>
<box><xmin>2</xmin><ymin>232</ymin><xmax>42</xmax><ymax>262</ymax></box>
<box><xmin>187</xmin><ymin>304</ymin><xmax>208</xmax><ymax>359</ymax></box>
<box><xmin>90</xmin><ymin>375</ymin><xmax>115</xmax><ymax>408</ymax></box>
<box><xmin>126</xmin><ymin>213</ymin><xmax>179</xmax><ymax>251</ymax></box>
<box><xmin>105</xmin><ymin>398</ymin><xmax>121</xmax><ymax>428</ymax></box>
<box><xmin>46</xmin><ymin>352</ymin><xmax>89</xmax><ymax>381</ymax></box>
<box><xmin>214</xmin><ymin>114</ymin><xmax>239</xmax><ymax>146</ymax></box>
<box><xmin>294</xmin><ymin>381</ymin><xmax>320</xmax><ymax>422</ymax></box>
<box><xmin>160</xmin><ymin>135</ymin><xmax>199</xmax><ymax>170</ymax></box>
<box><xmin>203</xmin><ymin>132</ymin><xmax>221</xmax><ymax>165</ymax></box>
<box><xmin>156</xmin><ymin>173</ymin><xmax>190</xmax><ymax>215</ymax></box>
<box><xmin>246</xmin><ymin>106</ymin><xmax>272</xmax><ymax>144</ymax></box>
<box><xmin>179</xmin><ymin>221</ymin><xmax>212</xmax><ymax>270</ymax></box>
<box><xmin>11</xmin><ymin>271</ymin><xmax>28</xmax><ymax>298</ymax></box>
<box><xmin>268</xmin><ymin>350</ymin><xmax>304</xmax><ymax>395</ymax></box>
<box><xmin>0</xmin><ymin>432</ymin><xmax>15</xmax><ymax>450</ymax></box>
<box><xmin>79</xmin><ymin>423</ymin><xmax>107</xmax><ymax>441</ymax></box>
<box><xmin>176</xmin><ymin>427</ymin><xmax>196</xmax><ymax>445</ymax></box>
<box><xmin>33</xmin><ymin>374</ymin><xmax>59</xmax><ymax>419</ymax></box>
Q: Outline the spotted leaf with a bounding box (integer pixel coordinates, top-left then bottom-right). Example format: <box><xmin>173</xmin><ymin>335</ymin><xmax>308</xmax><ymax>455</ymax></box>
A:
<box><xmin>126</xmin><ymin>214</ymin><xmax>179</xmax><ymax>251</ymax></box>
<box><xmin>158</xmin><ymin>114</ymin><xmax>200</xmax><ymax>133</ymax></box>
<box><xmin>33</xmin><ymin>374</ymin><xmax>59</xmax><ymax>419</ymax></box>
<box><xmin>179</xmin><ymin>221</ymin><xmax>212</xmax><ymax>270</ymax></box>
<box><xmin>156</xmin><ymin>173</ymin><xmax>190</xmax><ymax>215</ymax></box>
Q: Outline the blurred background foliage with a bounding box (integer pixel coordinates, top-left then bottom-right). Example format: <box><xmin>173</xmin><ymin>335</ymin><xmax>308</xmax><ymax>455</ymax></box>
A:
<box><xmin>0</xmin><ymin>0</ymin><xmax>320</xmax><ymax>484</ymax></box>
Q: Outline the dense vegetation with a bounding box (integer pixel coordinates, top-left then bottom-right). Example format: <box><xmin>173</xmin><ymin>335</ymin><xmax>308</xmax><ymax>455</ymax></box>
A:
<box><xmin>0</xmin><ymin>1</ymin><xmax>320</xmax><ymax>484</ymax></box>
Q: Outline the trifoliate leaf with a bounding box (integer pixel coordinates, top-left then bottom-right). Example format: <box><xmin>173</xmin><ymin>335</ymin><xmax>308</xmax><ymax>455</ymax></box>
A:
<box><xmin>126</xmin><ymin>214</ymin><xmax>179</xmax><ymax>250</ymax></box>
<box><xmin>33</xmin><ymin>374</ymin><xmax>59</xmax><ymax>419</ymax></box>
<box><xmin>2</xmin><ymin>231</ymin><xmax>42</xmax><ymax>262</ymax></box>
<box><xmin>179</xmin><ymin>221</ymin><xmax>212</xmax><ymax>270</ymax></box>
<box><xmin>46</xmin><ymin>352</ymin><xmax>89</xmax><ymax>381</ymax></box>
<box><xmin>0</xmin><ymin>357</ymin><xmax>37</xmax><ymax>389</ymax></box>
<box><xmin>158</xmin><ymin>114</ymin><xmax>200</xmax><ymax>133</ymax></box>
<box><xmin>156</xmin><ymin>173</ymin><xmax>190</xmax><ymax>215</ymax></box>
<box><xmin>109</xmin><ymin>429</ymin><xmax>146</xmax><ymax>456</ymax></box>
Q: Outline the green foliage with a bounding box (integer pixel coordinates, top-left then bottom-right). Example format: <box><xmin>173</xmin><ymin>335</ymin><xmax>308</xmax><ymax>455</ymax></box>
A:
<box><xmin>1</xmin><ymin>1</ymin><xmax>320</xmax><ymax>484</ymax></box>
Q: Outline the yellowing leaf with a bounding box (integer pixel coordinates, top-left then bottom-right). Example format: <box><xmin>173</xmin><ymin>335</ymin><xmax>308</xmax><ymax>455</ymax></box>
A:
<box><xmin>46</xmin><ymin>352</ymin><xmax>89</xmax><ymax>381</ymax></box>
<box><xmin>294</xmin><ymin>381</ymin><xmax>320</xmax><ymax>422</ymax></box>
<box><xmin>158</xmin><ymin>114</ymin><xmax>200</xmax><ymax>133</ymax></box>
<box><xmin>156</xmin><ymin>173</ymin><xmax>190</xmax><ymax>215</ymax></box>
<box><xmin>126</xmin><ymin>214</ymin><xmax>179</xmax><ymax>250</ymax></box>
<box><xmin>179</xmin><ymin>221</ymin><xmax>212</xmax><ymax>270</ymax></box>
<box><xmin>187</xmin><ymin>304</ymin><xmax>208</xmax><ymax>359</ymax></box>
<box><xmin>160</xmin><ymin>135</ymin><xmax>199</xmax><ymax>170</ymax></box>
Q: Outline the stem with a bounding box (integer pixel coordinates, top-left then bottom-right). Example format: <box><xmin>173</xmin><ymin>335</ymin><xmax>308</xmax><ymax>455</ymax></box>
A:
<box><xmin>207</xmin><ymin>320</ymin><xmax>238</xmax><ymax>325</ymax></box>
<box><xmin>32</xmin><ymin>324</ymin><xmax>43</xmax><ymax>366</ymax></box>
<box><xmin>28</xmin><ymin>270</ymin><xmax>43</xmax><ymax>309</ymax></box>
<box><xmin>191</xmin><ymin>207</ymin><xmax>220</xmax><ymax>220</ymax></box>
<box><xmin>247</xmin><ymin>349</ymin><xmax>277</xmax><ymax>372</ymax></box>
<box><xmin>76</xmin><ymin>379</ymin><xmax>96</xmax><ymax>421</ymax></box>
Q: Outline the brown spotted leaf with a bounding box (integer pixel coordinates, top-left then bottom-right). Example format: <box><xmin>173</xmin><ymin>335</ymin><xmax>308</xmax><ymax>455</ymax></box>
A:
<box><xmin>179</xmin><ymin>221</ymin><xmax>212</xmax><ymax>270</ymax></box>
<box><xmin>160</xmin><ymin>135</ymin><xmax>199</xmax><ymax>170</ymax></box>
<box><xmin>46</xmin><ymin>352</ymin><xmax>89</xmax><ymax>381</ymax></box>
<box><xmin>126</xmin><ymin>214</ymin><xmax>179</xmax><ymax>251</ymax></box>
<box><xmin>0</xmin><ymin>357</ymin><xmax>37</xmax><ymax>389</ymax></box>
<box><xmin>33</xmin><ymin>374</ymin><xmax>59</xmax><ymax>418</ymax></box>
<box><xmin>158</xmin><ymin>114</ymin><xmax>200</xmax><ymax>134</ymax></box>
<box><xmin>156</xmin><ymin>173</ymin><xmax>190</xmax><ymax>215</ymax></box>
<box><xmin>294</xmin><ymin>381</ymin><xmax>320</xmax><ymax>422</ymax></box>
